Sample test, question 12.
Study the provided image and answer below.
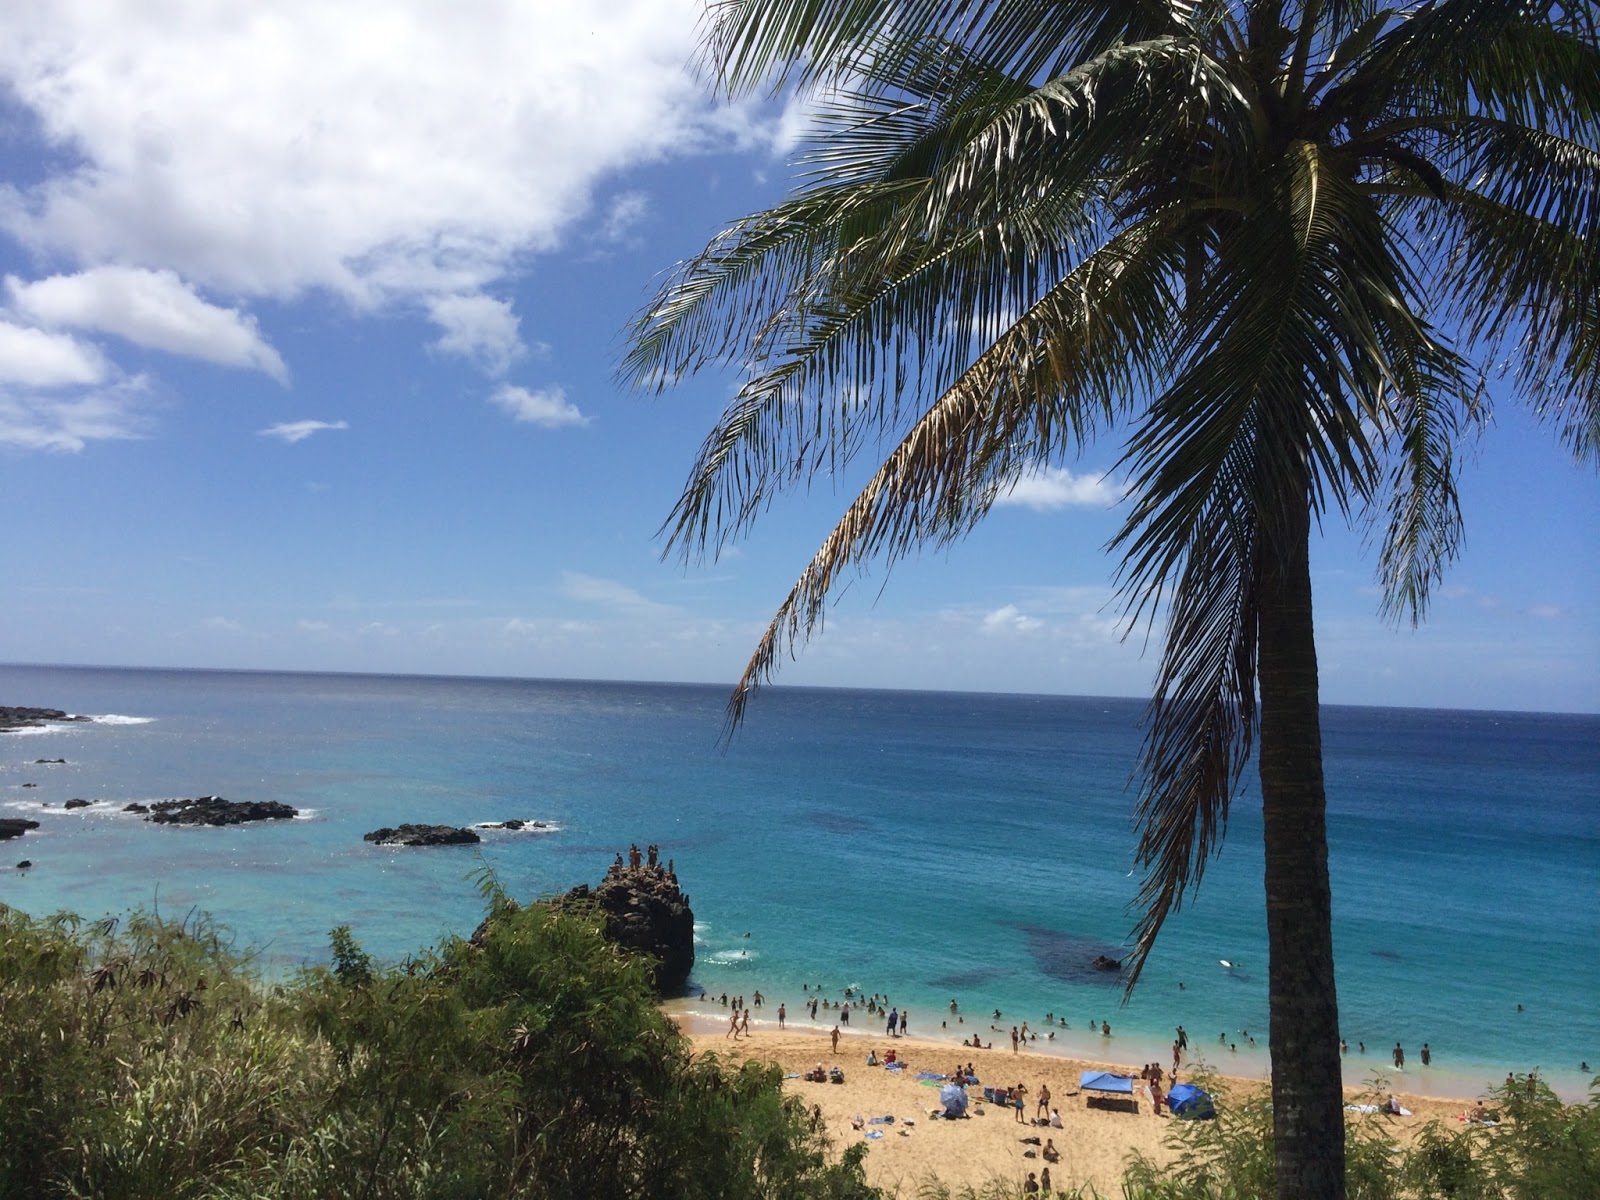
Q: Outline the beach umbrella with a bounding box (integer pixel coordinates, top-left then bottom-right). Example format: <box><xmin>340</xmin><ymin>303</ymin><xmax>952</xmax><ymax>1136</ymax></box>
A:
<box><xmin>939</xmin><ymin>1083</ymin><xmax>969</xmax><ymax>1117</ymax></box>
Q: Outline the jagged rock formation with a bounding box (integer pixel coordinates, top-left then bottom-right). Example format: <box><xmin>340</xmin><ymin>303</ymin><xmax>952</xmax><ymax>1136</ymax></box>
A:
<box><xmin>364</xmin><ymin>824</ymin><xmax>480</xmax><ymax>847</ymax></box>
<box><xmin>554</xmin><ymin>851</ymin><xmax>695</xmax><ymax>996</ymax></box>
<box><xmin>0</xmin><ymin>818</ymin><xmax>41</xmax><ymax>841</ymax></box>
<box><xmin>0</xmin><ymin>707</ymin><xmax>89</xmax><ymax>732</ymax></box>
<box><xmin>146</xmin><ymin>797</ymin><xmax>299</xmax><ymax>826</ymax></box>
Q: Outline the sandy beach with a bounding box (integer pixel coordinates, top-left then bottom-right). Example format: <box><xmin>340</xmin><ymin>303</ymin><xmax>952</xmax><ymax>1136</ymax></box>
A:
<box><xmin>673</xmin><ymin>1012</ymin><xmax>1469</xmax><ymax>1196</ymax></box>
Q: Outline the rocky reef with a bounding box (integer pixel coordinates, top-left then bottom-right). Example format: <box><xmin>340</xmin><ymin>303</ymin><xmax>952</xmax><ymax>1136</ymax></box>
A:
<box><xmin>145</xmin><ymin>797</ymin><xmax>300</xmax><ymax>826</ymax></box>
<box><xmin>364</xmin><ymin>824</ymin><xmax>481</xmax><ymax>847</ymax></box>
<box><xmin>552</xmin><ymin>846</ymin><xmax>695</xmax><ymax>996</ymax></box>
<box><xmin>0</xmin><ymin>707</ymin><xmax>89</xmax><ymax>732</ymax></box>
<box><xmin>0</xmin><ymin>818</ymin><xmax>41</xmax><ymax>841</ymax></box>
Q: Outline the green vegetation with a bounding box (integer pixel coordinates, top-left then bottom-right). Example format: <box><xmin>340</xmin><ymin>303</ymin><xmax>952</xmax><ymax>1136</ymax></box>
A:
<box><xmin>3</xmin><ymin>892</ymin><xmax>1596</xmax><ymax>1199</ymax></box>
<box><xmin>625</xmin><ymin>5</ymin><xmax>1597</xmax><ymax>1196</ymax></box>
<box><xmin>1116</xmin><ymin>1073</ymin><xmax>1600</xmax><ymax>1200</ymax></box>
<box><xmin>0</xmin><ymin>885</ymin><xmax>877</xmax><ymax>1200</ymax></box>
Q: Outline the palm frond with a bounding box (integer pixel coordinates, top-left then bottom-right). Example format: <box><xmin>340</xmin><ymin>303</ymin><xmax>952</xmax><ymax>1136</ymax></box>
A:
<box><xmin>722</xmin><ymin>216</ymin><xmax>1186</xmax><ymax>729</ymax></box>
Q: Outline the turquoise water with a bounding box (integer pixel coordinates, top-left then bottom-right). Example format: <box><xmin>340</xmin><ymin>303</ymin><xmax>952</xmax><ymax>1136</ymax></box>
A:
<box><xmin>2</xmin><ymin>664</ymin><xmax>1595</xmax><ymax>1100</ymax></box>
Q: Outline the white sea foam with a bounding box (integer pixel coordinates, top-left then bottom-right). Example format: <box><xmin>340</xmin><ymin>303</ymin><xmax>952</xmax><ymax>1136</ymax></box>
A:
<box><xmin>469</xmin><ymin>819</ymin><xmax>560</xmax><ymax>833</ymax></box>
<box><xmin>2</xmin><ymin>725</ymin><xmax>64</xmax><ymax>737</ymax></box>
<box><xmin>90</xmin><ymin>714</ymin><xmax>155</xmax><ymax>725</ymax></box>
<box><xmin>707</xmin><ymin>949</ymin><xmax>758</xmax><ymax>965</ymax></box>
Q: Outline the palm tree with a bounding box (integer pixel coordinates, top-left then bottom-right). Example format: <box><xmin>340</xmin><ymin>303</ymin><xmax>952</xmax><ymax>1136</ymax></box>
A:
<box><xmin>623</xmin><ymin>3</ymin><xmax>1598</xmax><ymax>1197</ymax></box>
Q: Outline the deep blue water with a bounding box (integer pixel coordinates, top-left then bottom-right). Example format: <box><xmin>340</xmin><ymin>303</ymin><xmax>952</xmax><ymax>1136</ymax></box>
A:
<box><xmin>2</xmin><ymin>664</ymin><xmax>1595</xmax><ymax>1099</ymax></box>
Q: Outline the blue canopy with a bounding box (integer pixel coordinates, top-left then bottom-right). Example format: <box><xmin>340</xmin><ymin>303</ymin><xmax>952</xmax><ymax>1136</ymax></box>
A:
<box><xmin>1167</xmin><ymin>1083</ymin><xmax>1216</xmax><ymax>1119</ymax></box>
<box><xmin>939</xmin><ymin>1083</ymin><xmax>969</xmax><ymax>1117</ymax></box>
<box><xmin>1079</xmin><ymin>1071</ymin><xmax>1134</xmax><ymax>1094</ymax></box>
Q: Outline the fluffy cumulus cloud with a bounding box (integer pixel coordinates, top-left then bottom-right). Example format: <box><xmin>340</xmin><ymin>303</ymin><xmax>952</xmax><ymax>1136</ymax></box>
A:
<box><xmin>0</xmin><ymin>1</ymin><xmax>720</xmax><ymax>304</ymax></box>
<box><xmin>0</xmin><ymin>320</ymin><xmax>109</xmax><ymax>386</ymax></box>
<box><xmin>7</xmin><ymin>268</ymin><xmax>286</xmax><ymax>380</ymax></box>
<box><xmin>998</xmin><ymin>467</ymin><xmax>1127</xmax><ymax>511</ymax></box>
<box><xmin>488</xmin><ymin>384</ymin><xmax>587</xmax><ymax>429</ymax></box>
<box><xmin>980</xmin><ymin>603</ymin><xmax>1044</xmax><ymax>636</ymax></box>
<box><xmin>427</xmin><ymin>294</ymin><xmax>524</xmax><ymax>376</ymax></box>
<box><xmin>258</xmin><ymin>419</ymin><xmax>349</xmax><ymax>444</ymax></box>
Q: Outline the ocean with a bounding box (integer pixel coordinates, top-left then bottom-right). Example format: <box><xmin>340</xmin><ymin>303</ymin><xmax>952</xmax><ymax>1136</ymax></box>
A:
<box><xmin>2</xmin><ymin>663</ymin><xmax>1596</xmax><ymax>1101</ymax></box>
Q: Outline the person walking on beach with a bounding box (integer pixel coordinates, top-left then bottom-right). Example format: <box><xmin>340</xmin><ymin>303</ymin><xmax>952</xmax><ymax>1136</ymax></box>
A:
<box><xmin>726</xmin><ymin>1010</ymin><xmax>741</xmax><ymax>1039</ymax></box>
<box><xmin>740</xmin><ymin>1008</ymin><xmax>751</xmax><ymax>1036</ymax></box>
<box><xmin>778</xmin><ymin>1003</ymin><xmax>786</xmax><ymax>1029</ymax></box>
<box><xmin>900</xmin><ymin>1009</ymin><xmax>908</xmax><ymax>1035</ymax></box>
<box><xmin>1037</xmin><ymin>1082</ymin><xmax>1051</xmax><ymax>1119</ymax></box>
<box><xmin>1173</xmin><ymin>1040</ymin><xmax>1182</xmax><ymax>1071</ymax></box>
<box><xmin>831</xmin><ymin>1024</ymin><xmax>840</xmax><ymax>1053</ymax></box>
<box><xmin>1011</xmin><ymin>1026</ymin><xmax>1020</xmax><ymax>1053</ymax></box>
<box><xmin>887</xmin><ymin>1007</ymin><xmax>899</xmax><ymax>1036</ymax></box>
<box><xmin>1393</xmin><ymin>1043</ymin><xmax>1405</xmax><ymax>1069</ymax></box>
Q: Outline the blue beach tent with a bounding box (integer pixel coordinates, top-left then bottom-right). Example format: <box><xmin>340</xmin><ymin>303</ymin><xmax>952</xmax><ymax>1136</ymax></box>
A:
<box><xmin>1078</xmin><ymin>1071</ymin><xmax>1134</xmax><ymax>1094</ymax></box>
<box><xmin>1167</xmin><ymin>1083</ymin><xmax>1216</xmax><ymax>1119</ymax></box>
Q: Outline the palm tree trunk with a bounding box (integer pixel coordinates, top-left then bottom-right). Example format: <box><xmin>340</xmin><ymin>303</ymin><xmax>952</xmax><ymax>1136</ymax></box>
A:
<box><xmin>1258</xmin><ymin>490</ymin><xmax>1345</xmax><ymax>1200</ymax></box>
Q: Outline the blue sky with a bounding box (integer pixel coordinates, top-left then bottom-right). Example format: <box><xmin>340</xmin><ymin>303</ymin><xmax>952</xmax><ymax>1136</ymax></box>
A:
<box><xmin>0</xmin><ymin>2</ymin><xmax>1595</xmax><ymax>713</ymax></box>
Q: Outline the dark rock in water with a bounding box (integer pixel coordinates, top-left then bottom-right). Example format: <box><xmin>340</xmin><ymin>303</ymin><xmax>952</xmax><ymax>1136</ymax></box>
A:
<box><xmin>63</xmin><ymin>798</ymin><xmax>92</xmax><ymax>810</ymax></box>
<box><xmin>123</xmin><ymin>803</ymin><xmax>150</xmax><ymax>814</ymax></box>
<box><xmin>481</xmin><ymin>819</ymin><xmax>525</xmax><ymax>830</ymax></box>
<box><xmin>16</xmin><ymin>860</ymin><xmax>32</xmax><ymax>869</ymax></box>
<box><xmin>1</xmin><ymin>707</ymin><xmax>89</xmax><ymax>732</ymax></box>
<box><xmin>0</xmin><ymin>818</ymin><xmax>42</xmax><ymax>840</ymax></box>
<box><xmin>21</xmin><ymin>783</ymin><xmax>37</xmax><ymax>788</ymax></box>
<box><xmin>551</xmin><ymin>857</ymin><xmax>695</xmax><ymax>996</ymax></box>
<box><xmin>1092</xmin><ymin>954</ymin><xmax>1123</xmax><ymax>972</ymax></box>
<box><xmin>34</xmin><ymin>758</ymin><xmax>67</xmax><ymax>765</ymax></box>
<box><xmin>363</xmin><ymin>824</ymin><xmax>480</xmax><ymax>847</ymax></box>
<box><xmin>145</xmin><ymin>796</ymin><xmax>299</xmax><ymax>826</ymax></box>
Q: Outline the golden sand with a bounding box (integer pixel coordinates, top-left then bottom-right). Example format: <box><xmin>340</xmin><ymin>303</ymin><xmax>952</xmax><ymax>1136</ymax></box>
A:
<box><xmin>676</xmin><ymin>1018</ymin><xmax>1467</xmax><ymax>1196</ymax></box>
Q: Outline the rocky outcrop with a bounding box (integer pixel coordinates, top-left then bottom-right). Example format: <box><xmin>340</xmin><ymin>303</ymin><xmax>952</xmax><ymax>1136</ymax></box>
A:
<box><xmin>34</xmin><ymin>758</ymin><xmax>67</xmax><ymax>765</ymax></box>
<box><xmin>123</xmin><ymin>803</ymin><xmax>150</xmax><ymax>814</ymax></box>
<box><xmin>1091</xmin><ymin>954</ymin><xmax>1123</xmax><ymax>972</ymax></box>
<box><xmin>0</xmin><ymin>818</ymin><xmax>42</xmax><ymax>840</ymax></box>
<box><xmin>145</xmin><ymin>797</ymin><xmax>299</xmax><ymax>826</ymax></box>
<box><xmin>63</xmin><ymin>799</ymin><xmax>92</xmax><ymax>810</ymax></box>
<box><xmin>0</xmin><ymin>707</ymin><xmax>89</xmax><ymax>732</ymax></box>
<box><xmin>478</xmin><ymin>819</ymin><xmax>548</xmax><ymax>831</ymax></box>
<box><xmin>554</xmin><ymin>856</ymin><xmax>694</xmax><ymax>996</ymax></box>
<box><xmin>364</xmin><ymin>824</ymin><xmax>480</xmax><ymax>847</ymax></box>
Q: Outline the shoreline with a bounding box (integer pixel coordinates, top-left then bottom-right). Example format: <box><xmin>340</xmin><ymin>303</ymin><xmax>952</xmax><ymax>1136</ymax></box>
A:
<box><xmin>665</xmin><ymin>1002</ymin><xmax>1525</xmax><ymax>1105</ymax></box>
<box><xmin>670</xmin><ymin>1012</ymin><xmax>1487</xmax><ymax>1196</ymax></box>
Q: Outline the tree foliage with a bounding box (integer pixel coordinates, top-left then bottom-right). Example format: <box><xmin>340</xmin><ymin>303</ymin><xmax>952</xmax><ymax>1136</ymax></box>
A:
<box><xmin>0</xmin><ymin>899</ymin><xmax>877</xmax><ymax>1200</ymax></box>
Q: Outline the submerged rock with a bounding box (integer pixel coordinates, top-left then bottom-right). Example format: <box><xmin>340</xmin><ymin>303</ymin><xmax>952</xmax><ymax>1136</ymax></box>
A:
<box><xmin>553</xmin><ymin>856</ymin><xmax>695</xmax><ymax>996</ymax></box>
<box><xmin>363</xmin><ymin>824</ymin><xmax>480</xmax><ymax>847</ymax></box>
<box><xmin>1091</xmin><ymin>954</ymin><xmax>1123</xmax><ymax>972</ymax></box>
<box><xmin>145</xmin><ymin>797</ymin><xmax>299</xmax><ymax>826</ymax></box>
<box><xmin>0</xmin><ymin>818</ymin><xmax>42</xmax><ymax>841</ymax></box>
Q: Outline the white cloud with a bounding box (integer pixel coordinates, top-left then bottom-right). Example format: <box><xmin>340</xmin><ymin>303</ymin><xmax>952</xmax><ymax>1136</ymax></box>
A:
<box><xmin>997</xmin><ymin>467</ymin><xmax>1127</xmax><ymax>511</ymax></box>
<box><xmin>258</xmin><ymin>418</ymin><xmax>348</xmax><ymax>443</ymax></box>
<box><xmin>428</xmin><ymin>293</ymin><xmax>524</xmax><ymax>375</ymax></box>
<box><xmin>562</xmin><ymin>572</ymin><xmax>677</xmax><ymax>616</ymax></box>
<box><xmin>0</xmin><ymin>320</ymin><xmax>109</xmax><ymax>386</ymax></box>
<box><xmin>980</xmin><ymin>604</ymin><xmax>1043</xmax><ymax>636</ymax></box>
<box><xmin>598</xmin><ymin>191</ymin><xmax>649</xmax><ymax>244</ymax></box>
<box><xmin>488</xmin><ymin>383</ymin><xmax>587</xmax><ymax>428</ymax></box>
<box><xmin>7</xmin><ymin>268</ymin><xmax>286</xmax><ymax>380</ymax></box>
<box><xmin>0</xmin><ymin>1</ymin><xmax>723</xmax><ymax>307</ymax></box>
<box><xmin>0</xmin><ymin>377</ymin><xmax>152</xmax><ymax>451</ymax></box>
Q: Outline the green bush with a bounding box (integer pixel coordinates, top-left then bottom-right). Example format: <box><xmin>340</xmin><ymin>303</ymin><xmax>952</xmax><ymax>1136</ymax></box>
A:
<box><xmin>0</xmin><ymin>891</ymin><xmax>878</xmax><ymax>1200</ymax></box>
